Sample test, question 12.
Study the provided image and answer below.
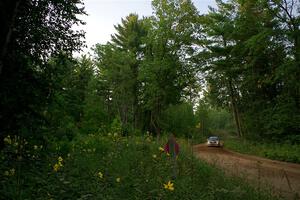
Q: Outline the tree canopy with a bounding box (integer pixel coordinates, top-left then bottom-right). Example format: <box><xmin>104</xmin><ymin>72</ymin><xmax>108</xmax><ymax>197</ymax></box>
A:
<box><xmin>0</xmin><ymin>0</ymin><xmax>299</xmax><ymax>144</ymax></box>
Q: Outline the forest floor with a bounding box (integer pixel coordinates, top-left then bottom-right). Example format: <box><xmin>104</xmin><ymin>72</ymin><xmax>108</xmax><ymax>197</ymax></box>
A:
<box><xmin>193</xmin><ymin>144</ymin><xmax>300</xmax><ymax>200</ymax></box>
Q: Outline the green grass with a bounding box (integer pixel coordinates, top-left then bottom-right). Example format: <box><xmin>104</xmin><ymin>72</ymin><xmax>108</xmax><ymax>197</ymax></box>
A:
<box><xmin>1</xmin><ymin>133</ymin><xmax>275</xmax><ymax>199</ymax></box>
<box><xmin>224</xmin><ymin>136</ymin><xmax>300</xmax><ymax>163</ymax></box>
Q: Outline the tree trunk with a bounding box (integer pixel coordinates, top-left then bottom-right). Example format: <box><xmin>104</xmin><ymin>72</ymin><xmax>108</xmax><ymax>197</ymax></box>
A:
<box><xmin>131</xmin><ymin>62</ymin><xmax>139</xmax><ymax>129</ymax></box>
<box><xmin>150</xmin><ymin>111</ymin><xmax>158</xmax><ymax>137</ymax></box>
<box><xmin>0</xmin><ymin>0</ymin><xmax>21</xmax><ymax>75</ymax></box>
<box><xmin>228</xmin><ymin>79</ymin><xmax>243</xmax><ymax>137</ymax></box>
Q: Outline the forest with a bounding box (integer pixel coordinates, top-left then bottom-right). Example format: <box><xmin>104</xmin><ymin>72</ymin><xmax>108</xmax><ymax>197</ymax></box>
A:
<box><xmin>0</xmin><ymin>0</ymin><xmax>299</xmax><ymax>199</ymax></box>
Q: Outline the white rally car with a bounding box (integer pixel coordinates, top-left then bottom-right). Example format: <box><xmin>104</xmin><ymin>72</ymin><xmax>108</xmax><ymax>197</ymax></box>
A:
<box><xmin>207</xmin><ymin>136</ymin><xmax>221</xmax><ymax>147</ymax></box>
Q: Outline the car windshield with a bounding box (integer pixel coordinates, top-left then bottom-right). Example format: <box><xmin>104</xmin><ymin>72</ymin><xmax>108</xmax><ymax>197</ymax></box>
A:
<box><xmin>208</xmin><ymin>136</ymin><xmax>219</xmax><ymax>140</ymax></box>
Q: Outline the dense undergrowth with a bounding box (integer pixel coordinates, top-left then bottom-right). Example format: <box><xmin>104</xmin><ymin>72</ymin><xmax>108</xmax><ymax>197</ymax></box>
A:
<box><xmin>224</xmin><ymin>136</ymin><xmax>300</xmax><ymax>164</ymax></box>
<box><xmin>1</xmin><ymin>133</ymin><xmax>275</xmax><ymax>200</ymax></box>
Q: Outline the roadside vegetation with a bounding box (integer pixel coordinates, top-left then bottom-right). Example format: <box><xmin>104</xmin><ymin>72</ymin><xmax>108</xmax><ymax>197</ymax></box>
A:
<box><xmin>1</xmin><ymin>133</ymin><xmax>275</xmax><ymax>200</ymax></box>
<box><xmin>224</xmin><ymin>136</ymin><xmax>300</xmax><ymax>164</ymax></box>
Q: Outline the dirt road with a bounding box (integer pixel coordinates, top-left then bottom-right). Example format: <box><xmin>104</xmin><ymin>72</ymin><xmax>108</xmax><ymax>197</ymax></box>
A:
<box><xmin>193</xmin><ymin>144</ymin><xmax>300</xmax><ymax>200</ymax></box>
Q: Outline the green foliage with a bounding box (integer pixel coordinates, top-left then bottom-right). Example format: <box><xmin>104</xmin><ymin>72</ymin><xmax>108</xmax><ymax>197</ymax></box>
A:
<box><xmin>161</xmin><ymin>103</ymin><xmax>196</xmax><ymax>138</ymax></box>
<box><xmin>92</xmin><ymin>2</ymin><xmax>201</xmax><ymax>136</ymax></box>
<box><xmin>81</xmin><ymin>77</ymin><xmax>110</xmax><ymax>134</ymax></box>
<box><xmin>195</xmin><ymin>101</ymin><xmax>211</xmax><ymax>137</ymax></box>
<box><xmin>225</xmin><ymin>136</ymin><xmax>300</xmax><ymax>164</ymax></box>
<box><xmin>110</xmin><ymin>117</ymin><xmax>122</xmax><ymax>135</ymax></box>
<box><xmin>44</xmin><ymin>54</ymin><xmax>93</xmax><ymax>140</ymax></box>
<box><xmin>208</xmin><ymin>109</ymin><xmax>234</xmax><ymax>131</ymax></box>
<box><xmin>1</xmin><ymin>134</ymin><xmax>275</xmax><ymax>199</ymax></box>
<box><xmin>135</xmin><ymin>0</ymin><xmax>200</xmax><ymax>135</ymax></box>
<box><xmin>195</xmin><ymin>99</ymin><xmax>235</xmax><ymax>138</ymax></box>
<box><xmin>94</xmin><ymin>14</ymin><xmax>148</xmax><ymax>133</ymax></box>
<box><xmin>0</xmin><ymin>0</ymin><xmax>86</xmax><ymax>140</ymax></box>
<box><xmin>198</xmin><ymin>0</ymin><xmax>300</xmax><ymax>140</ymax></box>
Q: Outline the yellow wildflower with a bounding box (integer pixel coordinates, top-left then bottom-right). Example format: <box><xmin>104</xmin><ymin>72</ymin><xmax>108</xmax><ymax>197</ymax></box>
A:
<box><xmin>53</xmin><ymin>156</ymin><xmax>63</xmax><ymax>172</ymax></box>
<box><xmin>97</xmin><ymin>171</ymin><xmax>103</xmax><ymax>179</ymax></box>
<box><xmin>58</xmin><ymin>156</ymin><xmax>63</xmax><ymax>163</ymax></box>
<box><xmin>53</xmin><ymin>163</ymin><xmax>60</xmax><ymax>172</ymax></box>
<box><xmin>166</xmin><ymin>153</ymin><xmax>170</xmax><ymax>156</ymax></box>
<box><xmin>152</xmin><ymin>154</ymin><xmax>157</xmax><ymax>159</ymax></box>
<box><xmin>57</xmin><ymin>157</ymin><xmax>63</xmax><ymax>167</ymax></box>
<box><xmin>4</xmin><ymin>135</ymin><xmax>12</xmax><ymax>145</ymax></box>
<box><xmin>116</xmin><ymin>177</ymin><xmax>121</xmax><ymax>183</ymax></box>
<box><xmin>10</xmin><ymin>168</ymin><xmax>15</xmax><ymax>176</ymax></box>
<box><xmin>163</xmin><ymin>181</ymin><xmax>174</xmax><ymax>191</ymax></box>
<box><xmin>159</xmin><ymin>147</ymin><xmax>164</xmax><ymax>152</ymax></box>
